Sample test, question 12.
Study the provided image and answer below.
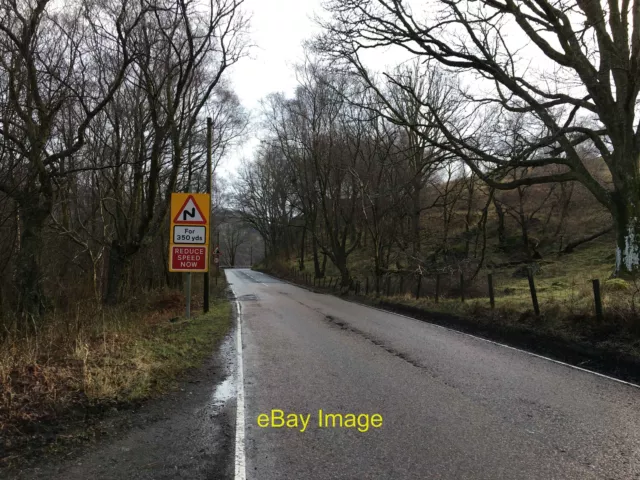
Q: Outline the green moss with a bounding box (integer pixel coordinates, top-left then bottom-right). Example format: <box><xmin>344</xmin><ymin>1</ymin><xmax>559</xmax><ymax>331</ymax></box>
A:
<box><xmin>603</xmin><ymin>278</ymin><xmax>630</xmax><ymax>291</ymax></box>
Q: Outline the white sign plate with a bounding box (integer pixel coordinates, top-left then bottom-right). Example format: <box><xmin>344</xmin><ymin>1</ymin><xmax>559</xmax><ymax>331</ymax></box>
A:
<box><xmin>173</xmin><ymin>226</ymin><xmax>206</xmax><ymax>244</ymax></box>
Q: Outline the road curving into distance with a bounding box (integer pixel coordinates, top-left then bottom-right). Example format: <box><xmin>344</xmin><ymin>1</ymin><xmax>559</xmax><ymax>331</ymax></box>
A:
<box><xmin>227</xmin><ymin>268</ymin><xmax>640</xmax><ymax>480</ymax></box>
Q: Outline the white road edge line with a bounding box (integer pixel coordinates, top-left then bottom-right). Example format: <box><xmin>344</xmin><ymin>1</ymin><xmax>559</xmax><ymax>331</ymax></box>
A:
<box><xmin>267</xmin><ymin>271</ymin><xmax>640</xmax><ymax>390</ymax></box>
<box><xmin>235</xmin><ymin>299</ymin><xmax>247</xmax><ymax>480</ymax></box>
<box><xmin>363</xmin><ymin>303</ymin><xmax>640</xmax><ymax>390</ymax></box>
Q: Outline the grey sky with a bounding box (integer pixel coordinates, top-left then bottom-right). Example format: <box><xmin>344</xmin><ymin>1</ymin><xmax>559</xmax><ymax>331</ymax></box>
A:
<box><xmin>216</xmin><ymin>0</ymin><xmax>557</xmax><ymax>181</ymax></box>
<box><xmin>219</xmin><ymin>0</ymin><xmax>324</xmax><ymax>179</ymax></box>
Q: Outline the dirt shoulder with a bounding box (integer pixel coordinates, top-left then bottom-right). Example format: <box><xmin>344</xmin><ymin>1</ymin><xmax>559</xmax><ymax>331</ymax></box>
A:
<box><xmin>8</xmin><ymin>324</ymin><xmax>237</xmax><ymax>480</ymax></box>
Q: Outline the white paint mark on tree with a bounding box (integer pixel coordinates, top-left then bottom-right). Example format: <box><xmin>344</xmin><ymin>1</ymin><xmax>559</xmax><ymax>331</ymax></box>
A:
<box><xmin>623</xmin><ymin>218</ymin><xmax>640</xmax><ymax>273</ymax></box>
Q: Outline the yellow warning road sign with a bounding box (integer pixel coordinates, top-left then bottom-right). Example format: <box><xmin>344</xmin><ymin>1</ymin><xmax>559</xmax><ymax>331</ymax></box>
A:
<box><xmin>169</xmin><ymin>193</ymin><xmax>210</xmax><ymax>272</ymax></box>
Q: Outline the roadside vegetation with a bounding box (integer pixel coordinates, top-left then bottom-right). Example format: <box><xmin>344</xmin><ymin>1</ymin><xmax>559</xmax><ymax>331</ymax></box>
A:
<box><xmin>0</xmin><ymin>277</ymin><xmax>231</xmax><ymax>469</ymax></box>
<box><xmin>0</xmin><ymin>0</ymin><xmax>248</xmax><ymax>469</ymax></box>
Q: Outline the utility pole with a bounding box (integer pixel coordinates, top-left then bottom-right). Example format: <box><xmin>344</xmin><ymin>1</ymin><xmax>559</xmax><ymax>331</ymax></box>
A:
<box><xmin>204</xmin><ymin>117</ymin><xmax>212</xmax><ymax>313</ymax></box>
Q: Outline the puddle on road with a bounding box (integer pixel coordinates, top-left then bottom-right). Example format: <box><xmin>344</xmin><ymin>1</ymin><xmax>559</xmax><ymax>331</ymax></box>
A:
<box><xmin>208</xmin><ymin>328</ymin><xmax>238</xmax><ymax>410</ymax></box>
<box><xmin>210</xmin><ymin>375</ymin><xmax>236</xmax><ymax>408</ymax></box>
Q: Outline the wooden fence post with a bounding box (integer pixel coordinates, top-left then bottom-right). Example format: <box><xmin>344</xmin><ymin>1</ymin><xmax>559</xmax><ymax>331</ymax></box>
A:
<box><xmin>592</xmin><ymin>279</ymin><xmax>604</xmax><ymax>322</ymax></box>
<box><xmin>527</xmin><ymin>269</ymin><xmax>540</xmax><ymax>316</ymax></box>
<box><xmin>415</xmin><ymin>275</ymin><xmax>422</xmax><ymax>299</ymax></box>
<box><xmin>488</xmin><ymin>273</ymin><xmax>495</xmax><ymax>309</ymax></box>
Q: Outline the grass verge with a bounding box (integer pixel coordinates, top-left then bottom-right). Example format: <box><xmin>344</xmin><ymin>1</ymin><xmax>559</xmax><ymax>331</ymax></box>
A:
<box><xmin>0</xmin><ymin>280</ymin><xmax>232</xmax><ymax>469</ymax></box>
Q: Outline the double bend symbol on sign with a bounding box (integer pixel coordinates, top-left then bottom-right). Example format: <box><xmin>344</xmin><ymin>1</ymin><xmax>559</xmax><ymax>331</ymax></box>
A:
<box><xmin>173</xmin><ymin>195</ymin><xmax>207</xmax><ymax>224</ymax></box>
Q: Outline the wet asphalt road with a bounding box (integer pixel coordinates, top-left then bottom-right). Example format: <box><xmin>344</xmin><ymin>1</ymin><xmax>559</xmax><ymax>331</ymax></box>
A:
<box><xmin>227</xmin><ymin>268</ymin><xmax>640</xmax><ymax>480</ymax></box>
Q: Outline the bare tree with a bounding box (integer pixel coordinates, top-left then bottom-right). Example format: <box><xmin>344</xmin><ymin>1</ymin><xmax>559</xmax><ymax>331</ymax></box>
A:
<box><xmin>234</xmin><ymin>147</ymin><xmax>295</xmax><ymax>259</ymax></box>
<box><xmin>382</xmin><ymin>61</ymin><xmax>451</xmax><ymax>263</ymax></box>
<box><xmin>318</xmin><ymin>0</ymin><xmax>640</xmax><ymax>277</ymax></box>
<box><xmin>98</xmin><ymin>0</ymin><xmax>248</xmax><ymax>304</ymax></box>
<box><xmin>0</xmin><ymin>0</ymin><xmax>144</xmax><ymax>316</ymax></box>
<box><xmin>261</xmin><ymin>59</ymin><xmax>367</xmax><ymax>286</ymax></box>
<box><xmin>351</xmin><ymin>112</ymin><xmax>404</xmax><ymax>292</ymax></box>
<box><xmin>221</xmin><ymin>219</ymin><xmax>248</xmax><ymax>266</ymax></box>
<box><xmin>295</xmin><ymin>65</ymin><xmax>364</xmax><ymax>288</ymax></box>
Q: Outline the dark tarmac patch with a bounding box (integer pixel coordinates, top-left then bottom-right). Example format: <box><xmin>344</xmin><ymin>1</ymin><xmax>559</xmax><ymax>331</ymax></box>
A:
<box><xmin>238</xmin><ymin>294</ymin><xmax>258</xmax><ymax>301</ymax></box>
<box><xmin>322</xmin><ymin>314</ymin><xmax>435</xmax><ymax>375</ymax></box>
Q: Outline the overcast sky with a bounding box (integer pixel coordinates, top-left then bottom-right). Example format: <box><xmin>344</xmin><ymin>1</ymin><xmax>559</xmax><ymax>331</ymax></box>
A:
<box><xmin>216</xmin><ymin>0</ymin><xmax>546</xmax><ymax>181</ymax></box>
<box><xmin>218</xmin><ymin>0</ymin><xmax>324</xmax><ymax>179</ymax></box>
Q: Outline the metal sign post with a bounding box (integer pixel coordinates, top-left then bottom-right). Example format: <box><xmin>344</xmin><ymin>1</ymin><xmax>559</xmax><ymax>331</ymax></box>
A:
<box><xmin>204</xmin><ymin>117</ymin><xmax>212</xmax><ymax>313</ymax></box>
<box><xmin>185</xmin><ymin>272</ymin><xmax>191</xmax><ymax>318</ymax></box>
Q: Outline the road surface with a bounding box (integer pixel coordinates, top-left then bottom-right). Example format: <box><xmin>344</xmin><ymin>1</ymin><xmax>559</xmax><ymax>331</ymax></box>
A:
<box><xmin>227</xmin><ymin>268</ymin><xmax>640</xmax><ymax>480</ymax></box>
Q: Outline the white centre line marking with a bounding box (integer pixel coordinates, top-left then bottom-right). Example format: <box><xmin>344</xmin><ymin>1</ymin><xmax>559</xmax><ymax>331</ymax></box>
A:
<box><xmin>242</xmin><ymin>270</ymin><xmax>268</xmax><ymax>286</ymax></box>
<box><xmin>235</xmin><ymin>300</ymin><xmax>247</xmax><ymax>480</ymax></box>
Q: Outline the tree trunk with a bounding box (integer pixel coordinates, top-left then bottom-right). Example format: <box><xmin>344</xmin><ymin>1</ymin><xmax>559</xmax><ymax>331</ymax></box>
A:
<box><xmin>494</xmin><ymin>198</ymin><xmax>506</xmax><ymax>248</ymax></box>
<box><xmin>517</xmin><ymin>187</ymin><xmax>532</xmax><ymax>261</ymax></box>
<box><xmin>91</xmin><ymin>255</ymin><xmax>101</xmax><ymax>303</ymax></box>
<box><xmin>299</xmin><ymin>225</ymin><xmax>306</xmax><ymax>271</ymax></box>
<box><xmin>333</xmin><ymin>251</ymin><xmax>351</xmax><ymax>290</ymax></box>
<box><xmin>554</xmin><ymin>183</ymin><xmax>573</xmax><ymax>238</ymax></box>
<box><xmin>562</xmin><ymin>226</ymin><xmax>613</xmax><ymax>254</ymax></box>
<box><xmin>411</xmin><ymin>180</ymin><xmax>422</xmax><ymax>263</ymax></box>
<box><xmin>312</xmin><ymin>236</ymin><xmax>322</xmax><ymax>278</ymax></box>
<box><xmin>105</xmin><ymin>242</ymin><xmax>132</xmax><ymax>305</ymax></box>
<box><xmin>613</xmin><ymin>190</ymin><xmax>640</xmax><ymax>276</ymax></box>
<box><xmin>374</xmin><ymin>238</ymin><xmax>382</xmax><ymax>295</ymax></box>
<box><xmin>16</xmin><ymin>204</ymin><xmax>49</xmax><ymax>318</ymax></box>
<box><xmin>464</xmin><ymin>179</ymin><xmax>475</xmax><ymax>258</ymax></box>
<box><xmin>321</xmin><ymin>253</ymin><xmax>327</xmax><ymax>277</ymax></box>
